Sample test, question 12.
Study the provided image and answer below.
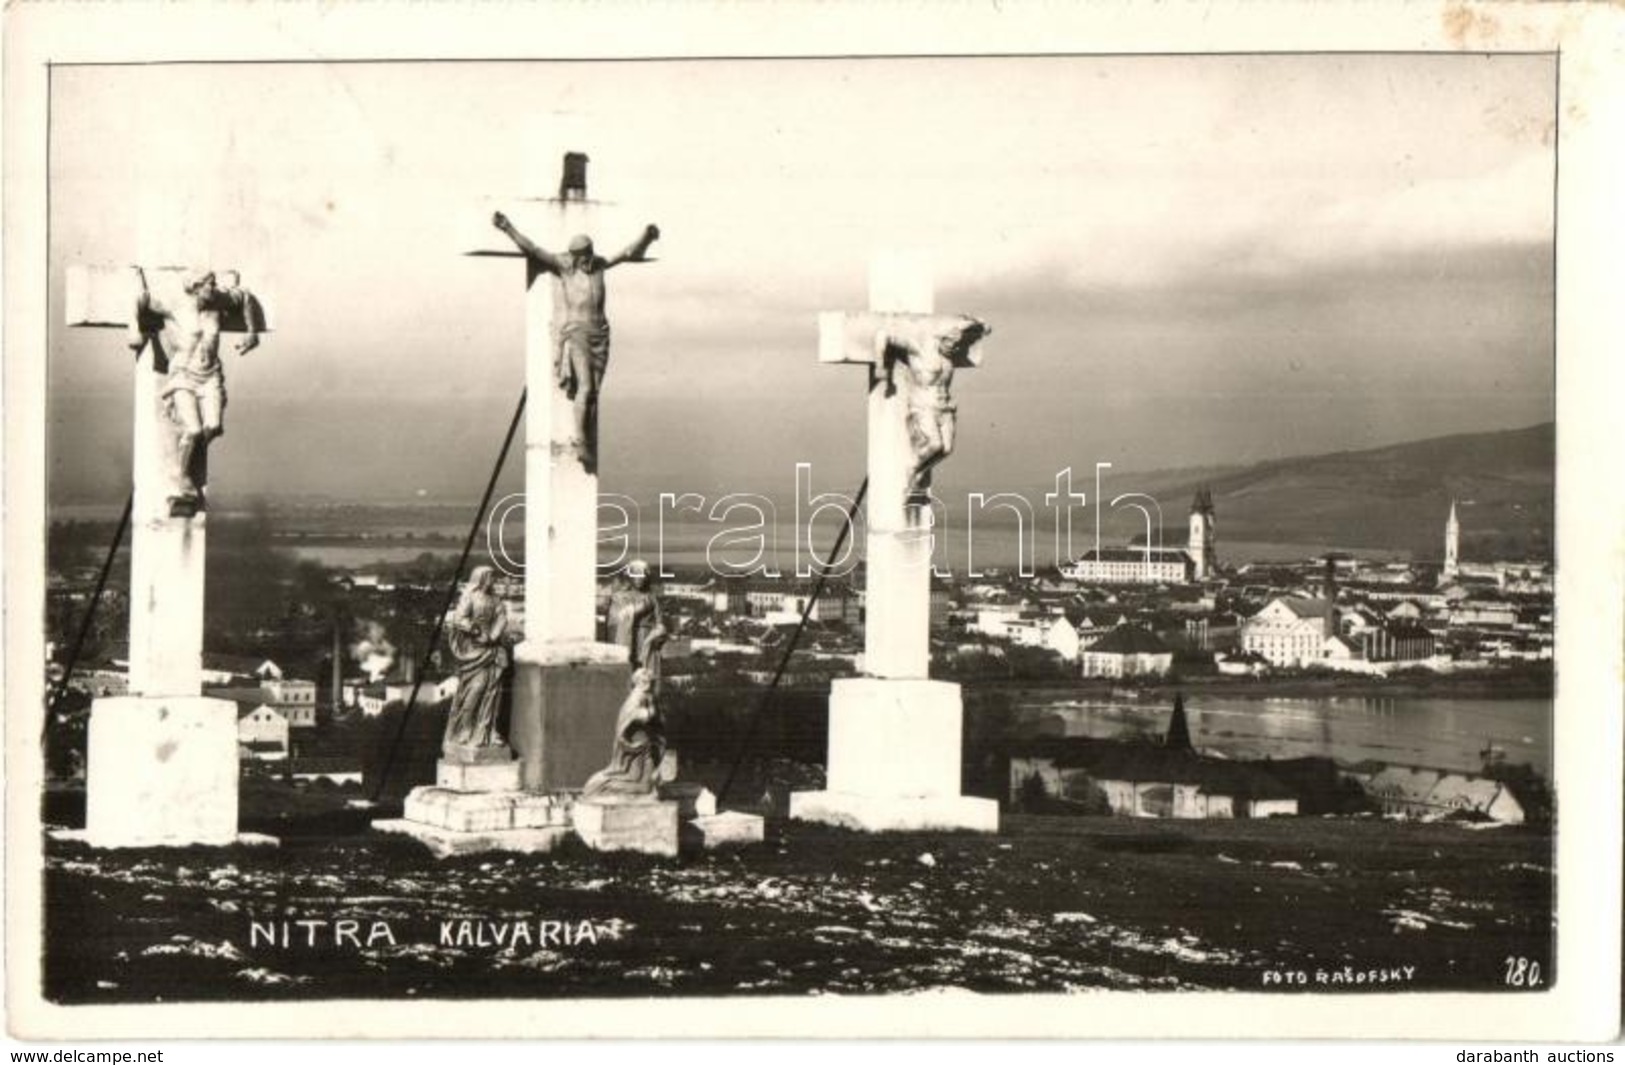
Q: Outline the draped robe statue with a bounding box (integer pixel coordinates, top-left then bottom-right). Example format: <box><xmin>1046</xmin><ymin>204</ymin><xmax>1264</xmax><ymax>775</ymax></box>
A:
<box><xmin>442</xmin><ymin>566</ymin><xmax>512</xmax><ymax>752</ymax></box>
<box><xmin>607</xmin><ymin>561</ymin><xmax>667</xmax><ymax>681</ymax></box>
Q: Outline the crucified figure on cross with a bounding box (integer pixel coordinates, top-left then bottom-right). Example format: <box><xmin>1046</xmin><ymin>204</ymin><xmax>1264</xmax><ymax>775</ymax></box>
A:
<box><xmin>878</xmin><ymin>316</ymin><xmax>990</xmax><ymax>500</ymax></box>
<box><xmin>127</xmin><ymin>267</ymin><xmax>263</xmax><ymax>514</ymax></box>
<box><xmin>491</xmin><ymin>212</ymin><xmax>659</xmax><ymax>474</ymax></box>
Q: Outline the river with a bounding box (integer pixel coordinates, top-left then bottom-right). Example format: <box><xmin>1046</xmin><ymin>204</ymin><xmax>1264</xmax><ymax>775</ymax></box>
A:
<box><xmin>280</xmin><ymin>527</ymin><xmax>1402</xmax><ymax>574</ymax></box>
<box><xmin>1013</xmin><ymin>692</ymin><xmax>1552</xmax><ymax>777</ymax></box>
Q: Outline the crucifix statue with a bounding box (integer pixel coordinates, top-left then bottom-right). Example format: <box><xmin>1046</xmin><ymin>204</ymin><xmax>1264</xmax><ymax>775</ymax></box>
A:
<box><xmin>64</xmin><ymin>261</ymin><xmax>270</xmax><ymax>847</ymax></box>
<box><xmin>818</xmin><ymin>252</ymin><xmax>990</xmax><ymax>679</ymax></box>
<box><xmin>460</xmin><ymin>146</ymin><xmax>662</xmax><ymax>793</ymax></box>
<box><xmin>466</xmin><ymin>149</ymin><xmax>660</xmax><ymax>650</ymax></box>
<box><xmin>790</xmin><ymin>252</ymin><xmax>999</xmax><ymax>835</ymax></box>
<box><xmin>490</xmin><ymin>212</ymin><xmax>658</xmax><ymax>476</ymax></box>
<box><xmin>127</xmin><ymin>267</ymin><xmax>266</xmax><ymax>515</ymax></box>
<box><xmin>66</xmin><ymin>263</ymin><xmax>270</xmax><ymax>696</ymax></box>
<box><xmin>875</xmin><ymin>313</ymin><xmax>990</xmax><ymax>501</ymax></box>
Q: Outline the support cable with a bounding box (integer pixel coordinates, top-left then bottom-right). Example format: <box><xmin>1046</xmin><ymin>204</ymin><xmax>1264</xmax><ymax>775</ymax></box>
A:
<box><xmin>44</xmin><ymin>491</ymin><xmax>133</xmax><ymax>737</ymax></box>
<box><xmin>369</xmin><ymin>389</ymin><xmax>527</xmax><ymax>801</ymax></box>
<box><xmin>718</xmin><ymin>477</ymin><xmax>868</xmax><ymax>805</ymax></box>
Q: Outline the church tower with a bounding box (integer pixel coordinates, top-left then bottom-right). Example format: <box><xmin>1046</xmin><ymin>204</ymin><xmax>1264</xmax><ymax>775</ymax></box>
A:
<box><xmin>1443</xmin><ymin>499</ymin><xmax>1460</xmax><ymax>582</ymax></box>
<box><xmin>1187</xmin><ymin>487</ymin><xmax>1217</xmax><ymax>579</ymax></box>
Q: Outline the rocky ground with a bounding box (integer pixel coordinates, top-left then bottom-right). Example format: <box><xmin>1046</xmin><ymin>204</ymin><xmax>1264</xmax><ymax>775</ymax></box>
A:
<box><xmin>40</xmin><ymin>803</ymin><xmax>1553</xmax><ymax>1002</ymax></box>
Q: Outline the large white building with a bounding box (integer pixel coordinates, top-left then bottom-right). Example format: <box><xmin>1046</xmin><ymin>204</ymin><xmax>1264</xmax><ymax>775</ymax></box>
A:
<box><xmin>1078</xmin><ymin>624</ymin><xmax>1174</xmax><ymax>678</ymax></box>
<box><xmin>1063</xmin><ymin>488</ymin><xmax>1217</xmax><ymax>585</ymax></box>
<box><xmin>1063</xmin><ymin>546</ymin><xmax>1192</xmax><ymax>585</ymax></box>
<box><xmin>261</xmin><ymin>678</ymin><xmax>318</xmax><ymax>728</ymax></box>
<box><xmin>1239</xmin><ymin>596</ymin><xmax>1336</xmax><ymax>668</ymax></box>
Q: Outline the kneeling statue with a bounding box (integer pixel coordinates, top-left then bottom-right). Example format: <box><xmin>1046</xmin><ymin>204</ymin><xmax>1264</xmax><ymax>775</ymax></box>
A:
<box><xmin>582</xmin><ymin>669</ymin><xmax>665</xmax><ymax>799</ymax></box>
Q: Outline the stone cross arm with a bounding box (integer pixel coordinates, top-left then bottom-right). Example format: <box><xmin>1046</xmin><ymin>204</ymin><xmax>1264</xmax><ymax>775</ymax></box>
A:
<box><xmin>65</xmin><ymin>265</ymin><xmax>269</xmax><ymax>332</ymax></box>
<box><xmin>458</xmin><ymin>198</ymin><xmax>664</xmax><ymax>262</ymax></box>
<box><xmin>818</xmin><ymin>310</ymin><xmax>988</xmax><ymax>368</ymax></box>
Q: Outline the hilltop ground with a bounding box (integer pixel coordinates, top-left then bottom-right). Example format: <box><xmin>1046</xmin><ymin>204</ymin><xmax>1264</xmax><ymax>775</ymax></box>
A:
<box><xmin>40</xmin><ymin>792</ymin><xmax>1552</xmax><ymax>1002</ymax></box>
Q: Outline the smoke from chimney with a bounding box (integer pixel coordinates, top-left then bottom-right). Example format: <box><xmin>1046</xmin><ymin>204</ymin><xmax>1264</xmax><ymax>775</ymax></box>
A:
<box><xmin>350</xmin><ymin>619</ymin><xmax>397</xmax><ymax>683</ymax></box>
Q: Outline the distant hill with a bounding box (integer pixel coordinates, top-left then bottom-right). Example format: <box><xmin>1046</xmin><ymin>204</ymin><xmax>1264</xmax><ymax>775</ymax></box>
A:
<box><xmin>1121</xmin><ymin>422</ymin><xmax>1554</xmax><ymax>560</ymax></box>
<box><xmin>94</xmin><ymin>422</ymin><xmax>1547</xmax><ymax>571</ymax></box>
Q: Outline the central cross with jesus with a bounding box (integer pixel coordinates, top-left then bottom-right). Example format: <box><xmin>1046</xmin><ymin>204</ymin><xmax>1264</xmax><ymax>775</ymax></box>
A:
<box><xmin>459</xmin><ymin>146</ymin><xmax>662</xmax><ymax>795</ymax></box>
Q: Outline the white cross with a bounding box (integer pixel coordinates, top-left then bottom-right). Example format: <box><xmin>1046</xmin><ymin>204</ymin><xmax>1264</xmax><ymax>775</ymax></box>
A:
<box><xmin>817</xmin><ymin>252</ymin><xmax>990</xmax><ymax>679</ymax></box>
<box><xmin>65</xmin><ymin>264</ymin><xmax>269</xmax><ymax>697</ymax></box>
<box><xmin>463</xmin><ymin>147</ymin><xmax>656</xmax><ymax>652</ymax></box>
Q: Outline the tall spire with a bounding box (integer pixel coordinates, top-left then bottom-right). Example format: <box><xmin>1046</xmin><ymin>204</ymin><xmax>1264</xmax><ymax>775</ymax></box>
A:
<box><xmin>1165</xmin><ymin>693</ymin><xmax>1193</xmax><ymax>752</ymax></box>
<box><xmin>1444</xmin><ymin>498</ymin><xmax>1460</xmax><ymax>579</ymax></box>
<box><xmin>1187</xmin><ymin>486</ymin><xmax>1217</xmax><ymax>580</ymax></box>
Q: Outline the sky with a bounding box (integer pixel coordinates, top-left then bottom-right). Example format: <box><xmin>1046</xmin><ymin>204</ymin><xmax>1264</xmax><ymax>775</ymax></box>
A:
<box><xmin>47</xmin><ymin>55</ymin><xmax>1556</xmax><ymax>508</ymax></box>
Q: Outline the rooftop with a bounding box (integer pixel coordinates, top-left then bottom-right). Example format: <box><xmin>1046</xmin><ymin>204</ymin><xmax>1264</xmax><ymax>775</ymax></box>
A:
<box><xmin>1084</xmin><ymin>624</ymin><xmax>1172</xmax><ymax>656</ymax></box>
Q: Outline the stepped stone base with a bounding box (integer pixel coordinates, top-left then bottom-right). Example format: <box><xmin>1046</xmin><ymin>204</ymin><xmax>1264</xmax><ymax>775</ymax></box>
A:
<box><xmin>789</xmin><ymin>791</ymin><xmax>999</xmax><ymax>834</ymax></box>
<box><xmin>372</xmin><ymin>819</ymin><xmax>571</xmax><ymax>859</ymax></box>
<box><xmin>572</xmin><ymin>796</ymin><xmax>679</xmax><ymax>857</ymax></box>
<box><xmin>402</xmin><ymin>785</ymin><xmax>573</xmax><ymax>833</ymax></box>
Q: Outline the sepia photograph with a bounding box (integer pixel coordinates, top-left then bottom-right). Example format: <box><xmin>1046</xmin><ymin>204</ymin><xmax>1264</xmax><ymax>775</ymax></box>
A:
<box><xmin>5</xmin><ymin>0</ymin><xmax>1621</xmax><ymax>1045</ymax></box>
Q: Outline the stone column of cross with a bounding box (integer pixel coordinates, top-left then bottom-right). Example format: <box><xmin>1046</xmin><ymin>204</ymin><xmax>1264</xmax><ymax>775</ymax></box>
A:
<box><xmin>817</xmin><ymin>252</ymin><xmax>988</xmax><ymax>679</ymax></box>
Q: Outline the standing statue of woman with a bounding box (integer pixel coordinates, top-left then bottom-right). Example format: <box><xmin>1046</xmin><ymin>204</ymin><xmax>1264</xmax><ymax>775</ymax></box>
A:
<box><xmin>441</xmin><ymin>566</ymin><xmax>513</xmax><ymax>753</ymax></box>
<box><xmin>607</xmin><ymin>559</ymin><xmax>667</xmax><ymax>682</ymax></box>
<box><xmin>582</xmin><ymin>668</ymin><xmax>665</xmax><ymax>798</ymax></box>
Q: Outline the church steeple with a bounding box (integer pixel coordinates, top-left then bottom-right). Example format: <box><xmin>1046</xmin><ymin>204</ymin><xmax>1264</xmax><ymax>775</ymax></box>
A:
<box><xmin>1443</xmin><ymin>499</ymin><xmax>1460</xmax><ymax>581</ymax></box>
<box><xmin>1187</xmin><ymin>486</ymin><xmax>1217</xmax><ymax>580</ymax></box>
<box><xmin>1165</xmin><ymin>693</ymin><xmax>1194</xmax><ymax>753</ymax></box>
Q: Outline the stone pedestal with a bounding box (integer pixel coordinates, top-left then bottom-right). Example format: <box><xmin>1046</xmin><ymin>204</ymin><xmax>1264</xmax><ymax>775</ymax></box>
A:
<box><xmin>402</xmin><ymin>787</ymin><xmax>571</xmax><ymax>832</ymax></box>
<box><xmin>84</xmin><ymin>696</ymin><xmax>240</xmax><ymax>847</ymax></box>
<box><xmin>791</xmin><ymin>677</ymin><xmax>998</xmax><ymax>834</ymax></box>
<box><xmin>788</xmin><ymin>791</ymin><xmax>998</xmax><ymax>833</ymax></box>
<box><xmin>572</xmin><ymin>795</ymin><xmax>679</xmax><ymax>857</ymax></box>
<box><xmin>372</xmin><ymin>746</ymin><xmax>573</xmax><ymax>857</ymax></box>
<box><xmin>436</xmin><ymin>757</ymin><xmax>522</xmax><ymax>792</ymax></box>
<box><xmin>510</xmin><ymin>640</ymin><xmax>629</xmax><ymax>792</ymax></box>
<box><xmin>373</xmin><ymin>805</ymin><xmax>572</xmax><ymax>858</ymax></box>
